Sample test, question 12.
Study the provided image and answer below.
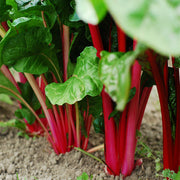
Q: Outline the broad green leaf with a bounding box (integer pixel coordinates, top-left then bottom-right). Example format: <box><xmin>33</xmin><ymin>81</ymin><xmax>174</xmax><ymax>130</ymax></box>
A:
<box><xmin>104</xmin><ymin>0</ymin><xmax>180</xmax><ymax>56</ymax></box>
<box><xmin>0</xmin><ymin>0</ymin><xmax>11</xmax><ymax>22</ymax></box>
<box><xmin>45</xmin><ymin>46</ymin><xmax>103</xmax><ymax>105</ymax></box>
<box><xmin>99</xmin><ymin>44</ymin><xmax>146</xmax><ymax>111</ymax></box>
<box><xmin>0</xmin><ymin>94</ymin><xmax>13</xmax><ymax>104</ymax></box>
<box><xmin>9</xmin><ymin>0</ymin><xmax>57</xmax><ymax>29</ymax></box>
<box><xmin>93</xmin><ymin>115</ymin><xmax>104</xmax><ymax>134</ymax></box>
<box><xmin>0</xmin><ymin>18</ymin><xmax>62</xmax><ymax>82</ymax></box>
<box><xmin>75</xmin><ymin>0</ymin><xmax>107</xmax><ymax>24</ymax></box>
<box><xmin>15</xmin><ymin>108</ymin><xmax>36</xmax><ymax>124</ymax></box>
<box><xmin>6</xmin><ymin>0</ymin><xmax>18</xmax><ymax>10</ymax></box>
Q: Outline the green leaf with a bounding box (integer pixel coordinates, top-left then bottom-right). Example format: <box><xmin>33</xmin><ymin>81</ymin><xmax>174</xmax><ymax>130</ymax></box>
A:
<box><xmin>0</xmin><ymin>17</ymin><xmax>62</xmax><ymax>81</ymax></box>
<box><xmin>128</xmin><ymin>87</ymin><xmax>136</xmax><ymax>102</ymax></box>
<box><xmin>45</xmin><ymin>46</ymin><xmax>103</xmax><ymax>105</ymax></box>
<box><xmin>141</xmin><ymin>71</ymin><xmax>155</xmax><ymax>89</ymax></box>
<box><xmin>15</xmin><ymin>108</ymin><xmax>36</xmax><ymax>124</ymax></box>
<box><xmin>162</xmin><ymin>169</ymin><xmax>177</xmax><ymax>179</ymax></box>
<box><xmin>75</xmin><ymin>0</ymin><xmax>107</xmax><ymax>25</ymax></box>
<box><xmin>0</xmin><ymin>0</ymin><xmax>11</xmax><ymax>22</ymax></box>
<box><xmin>9</xmin><ymin>0</ymin><xmax>57</xmax><ymax>29</ymax></box>
<box><xmin>51</xmin><ymin>0</ymin><xmax>82</xmax><ymax>27</ymax></box>
<box><xmin>18</xmin><ymin>82</ymin><xmax>41</xmax><ymax>110</ymax></box>
<box><xmin>155</xmin><ymin>158</ymin><xmax>162</xmax><ymax>172</ymax></box>
<box><xmin>104</xmin><ymin>0</ymin><xmax>180</xmax><ymax>56</ymax></box>
<box><xmin>79</xmin><ymin>95</ymin><xmax>102</xmax><ymax>118</ymax></box>
<box><xmin>175</xmin><ymin>170</ymin><xmax>180</xmax><ymax>180</ymax></box>
<box><xmin>0</xmin><ymin>119</ymin><xmax>26</xmax><ymax>131</ymax></box>
<box><xmin>0</xmin><ymin>94</ymin><xmax>13</xmax><ymax>104</ymax></box>
<box><xmin>77</xmin><ymin>172</ymin><xmax>89</xmax><ymax>180</ymax></box>
<box><xmin>174</xmin><ymin>57</ymin><xmax>180</xmax><ymax>68</ymax></box>
<box><xmin>99</xmin><ymin>44</ymin><xmax>146</xmax><ymax>111</ymax></box>
<box><xmin>93</xmin><ymin>115</ymin><xmax>104</xmax><ymax>134</ymax></box>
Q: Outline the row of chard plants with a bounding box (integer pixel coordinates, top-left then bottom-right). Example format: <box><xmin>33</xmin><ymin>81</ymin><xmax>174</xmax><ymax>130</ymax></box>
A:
<box><xmin>0</xmin><ymin>0</ymin><xmax>179</xmax><ymax>178</ymax></box>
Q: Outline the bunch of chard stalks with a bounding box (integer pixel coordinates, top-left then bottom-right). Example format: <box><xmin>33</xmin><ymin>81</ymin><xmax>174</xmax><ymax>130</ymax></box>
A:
<box><xmin>146</xmin><ymin>50</ymin><xmax>180</xmax><ymax>173</ymax></box>
<box><xmin>88</xmin><ymin>23</ymin><xmax>152</xmax><ymax>177</ymax></box>
<box><xmin>0</xmin><ymin>20</ymin><xmax>92</xmax><ymax>154</ymax></box>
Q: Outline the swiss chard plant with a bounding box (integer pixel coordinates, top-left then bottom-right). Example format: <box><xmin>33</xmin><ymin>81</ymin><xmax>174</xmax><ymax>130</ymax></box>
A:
<box><xmin>75</xmin><ymin>0</ymin><xmax>180</xmax><ymax>177</ymax></box>
<box><xmin>0</xmin><ymin>0</ymin><xmax>180</xmax><ymax>179</ymax></box>
<box><xmin>0</xmin><ymin>0</ymin><xmax>103</xmax><ymax>154</ymax></box>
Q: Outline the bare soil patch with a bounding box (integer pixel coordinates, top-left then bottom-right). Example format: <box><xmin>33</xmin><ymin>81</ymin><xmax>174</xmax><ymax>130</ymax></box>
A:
<box><xmin>0</xmin><ymin>88</ymin><xmax>164</xmax><ymax>180</ymax></box>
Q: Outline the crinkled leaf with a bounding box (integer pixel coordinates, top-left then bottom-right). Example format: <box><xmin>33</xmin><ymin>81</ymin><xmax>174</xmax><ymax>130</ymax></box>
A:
<box><xmin>46</xmin><ymin>46</ymin><xmax>103</xmax><ymax>105</ymax></box>
<box><xmin>99</xmin><ymin>44</ymin><xmax>146</xmax><ymax>111</ymax></box>
<box><xmin>104</xmin><ymin>0</ymin><xmax>180</xmax><ymax>56</ymax></box>
<box><xmin>9</xmin><ymin>0</ymin><xmax>57</xmax><ymax>28</ymax></box>
<box><xmin>15</xmin><ymin>108</ymin><xmax>36</xmax><ymax>124</ymax></box>
<box><xmin>75</xmin><ymin>0</ymin><xmax>107</xmax><ymax>25</ymax></box>
<box><xmin>0</xmin><ymin>18</ymin><xmax>62</xmax><ymax>82</ymax></box>
<box><xmin>93</xmin><ymin>115</ymin><xmax>104</xmax><ymax>134</ymax></box>
<box><xmin>162</xmin><ymin>169</ymin><xmax>177</xmax><ymax>179</ymax></box>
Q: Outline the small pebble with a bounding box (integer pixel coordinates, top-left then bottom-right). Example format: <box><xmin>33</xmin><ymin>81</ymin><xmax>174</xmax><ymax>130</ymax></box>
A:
<box><xmin>145</xmin><ymin>166</ymin><xmax>152</xmax><ymax>176</ymax></box>
<box><xmin>0</xmin><ymin>163</ymin><xmax>5</xmax><ymax>173</ymax></box>
<box><xmin>41</xmin><ymin>165</ymin><xmax>47</xmax><ymax>171</ymax></box>
<box><xmin>6</xmin><ymin>174</ymin><xmax>13</xmax><ymax>180</ymax></box>
<box><xmin>75</xmin><ymin>170</ymin><xmax>81</xmax><ymax>176</ymax></box>
<box><xmin>74</xmin><ymin>152</ymin><xmax>82</xmax><ymax>161</ymax></box>
<box><xmin>7</xmin><ymin>164</ymin><xmax>15</xmax><ymax>174</ymax></box>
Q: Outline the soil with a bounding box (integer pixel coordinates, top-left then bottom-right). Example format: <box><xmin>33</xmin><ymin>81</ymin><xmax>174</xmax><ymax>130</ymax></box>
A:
<box><xmin>0</xmin><ymin>88</ymin><xmax>164</xmax><ymax>180</ymax></box>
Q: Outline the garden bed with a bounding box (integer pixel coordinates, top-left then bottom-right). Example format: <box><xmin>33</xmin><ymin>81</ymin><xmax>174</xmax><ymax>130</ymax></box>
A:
<box><xmin>0</xmin><ymin>88</ymin><xmax>164</xmax><ymax>180</ymax></box>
